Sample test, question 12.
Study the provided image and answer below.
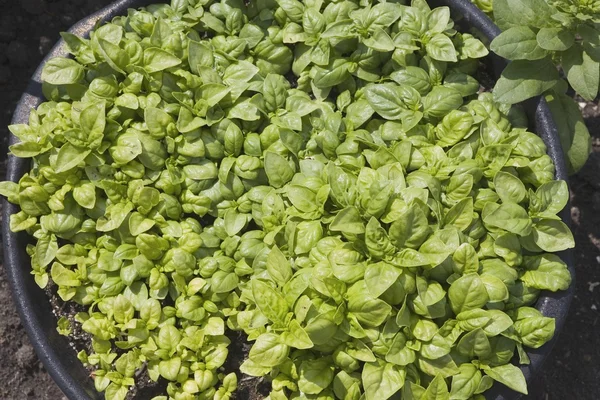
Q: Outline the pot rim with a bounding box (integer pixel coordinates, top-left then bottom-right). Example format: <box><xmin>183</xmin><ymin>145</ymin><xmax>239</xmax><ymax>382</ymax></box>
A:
<box><xmin>2</xmin><ymin>1</ymin><xmax>575</xmax><ymax>399</ymax></box>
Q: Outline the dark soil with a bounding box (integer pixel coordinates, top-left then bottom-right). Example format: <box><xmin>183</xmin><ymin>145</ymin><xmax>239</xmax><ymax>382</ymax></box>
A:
<box><xmin>225</xmin><ymin>331</ymin><xmax>271</xmax><ymax>400</ymax></box>
<box><xmin>0</xmin><ymin>1</ymin><xmax>599</xmax><ymax>399</ymax></box>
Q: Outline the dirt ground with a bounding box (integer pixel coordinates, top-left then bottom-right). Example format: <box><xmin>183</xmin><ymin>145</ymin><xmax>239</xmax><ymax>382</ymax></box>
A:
<box><xmin>0</xmin><ymin>0</ymin><xmax>598</xmax><ymax>399</ymax></box>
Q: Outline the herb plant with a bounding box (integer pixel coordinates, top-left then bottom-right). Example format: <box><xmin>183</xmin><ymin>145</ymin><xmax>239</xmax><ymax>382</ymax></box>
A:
<box><xmin>471</xmin><ymin>0</ymin><xmax>597</xmax><ymax>173</ymax></box>
<box><xmin>0</xmin><ymin>0</ymin><xmax>575</xmax><ymax>399</ymax></box>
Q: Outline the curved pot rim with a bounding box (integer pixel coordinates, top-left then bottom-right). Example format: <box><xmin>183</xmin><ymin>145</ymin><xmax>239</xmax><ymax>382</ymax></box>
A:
<box><xmin>2</xmin><ymin>1</ymin><xmax>575</xmax><ymax>399</ymax></box>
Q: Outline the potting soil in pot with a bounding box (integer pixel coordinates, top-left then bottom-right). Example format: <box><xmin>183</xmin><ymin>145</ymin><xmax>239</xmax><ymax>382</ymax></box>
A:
<box><xmin>0</xmin><ymin>0</ymin><xmax>575</xmax><ymax>399</ymax></box>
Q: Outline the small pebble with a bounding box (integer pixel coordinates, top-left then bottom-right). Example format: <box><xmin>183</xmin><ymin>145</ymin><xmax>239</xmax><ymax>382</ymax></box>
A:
<box><xmin>61</xmin><ymin>15</ymin><xmax>74</xmax><ymax>25</ymax></box>
<box><xmin>39</xmin><ymin>36</ymin><xmax>53</xmax><ymax>56</ymax></box>
<box><xmin>571</xmin><ymin>206</ymin><xmax>580</xmax><ymax>226</ymax></box>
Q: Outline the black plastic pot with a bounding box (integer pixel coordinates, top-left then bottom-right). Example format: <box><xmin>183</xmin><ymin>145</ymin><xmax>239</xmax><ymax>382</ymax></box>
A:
<box><xmin>2</xmin><ymin>0</ymin><xmax>574</xmax><ymax>399</ymax></box>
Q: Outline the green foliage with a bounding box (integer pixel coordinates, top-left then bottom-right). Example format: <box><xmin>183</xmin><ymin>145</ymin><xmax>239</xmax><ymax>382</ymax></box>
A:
<box><xmin>1</xmin><ymin>0</ymin><xmax>575</xmax><ymax>399</ymax></box>
<box><xmin>473</xmin><ymin>0</ymin><xmax>596</xmax><ymax>173</ymax></box>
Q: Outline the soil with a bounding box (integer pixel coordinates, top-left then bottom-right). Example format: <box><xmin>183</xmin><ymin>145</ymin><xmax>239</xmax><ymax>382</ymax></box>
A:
<box><xmin>0</xmin><ymin>1</ymin><xmax>599</xmax><ymax>399</ymax></box>
<box><xmin>225</xmin><ymin>331</ymin><xmax>271</xmax><ymax>400</ymax></box>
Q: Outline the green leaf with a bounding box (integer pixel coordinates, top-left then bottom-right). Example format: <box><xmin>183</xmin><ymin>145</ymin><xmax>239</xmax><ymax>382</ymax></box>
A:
<box><xmin>493</xmin><ymin>0</ymin><xmax>553</xmax><ymax>31</ymax></box>
<box><xmin>422</xmin><ymin>374</ymin><xmax>449</xmax><ymax>400</ymax></box>
<box><xmin>481</xmin><ymin>274</ymin><xmax>510</xmax><ymax>303</ymax></box>
<box><xmin>428</xmin><ymin>7</ymin><xmax>451</xmax><ymax>34</ymax></box>
<box><xmin>51</xmin><ymin>262</ymin><xmax>80</xmax><ymax>286</ymax></box>
<box><xmin>143</xmin><ymin>47</ymin><xmax>181</xmax><ymax>73</ymax></box>
<box><xmin>304</xmin><ymin>311</ymin><xmax>338</xmax><ymax>345</ymax></box>
<box><xmin>444</xmin><ymin>198</ymin><xmax>474</xmax><ymax>231</ymax></box>
<box><xmin>521</xmin><ymin>254</ymin><xmax>571</xmax><ymax>291</ymax></box>
<box><xmin>9</xmin><ymin>141</ymin><xmax>49</xmax><ymax>158</ymax></box>
<box><xmin>210</xmin><ymin>270</ymin><xmax>239</xmax><ymax>293</ymax></box>
<box><xmin>55</xmin><ymin>144</ymin><xmax>91</xmax><ymax>173</ymax></box>
<box><xmin>263</xmin><ymin>73</ymin><xmax>289</xmax><ymax>113</ymax></box>
<box><xmin>483</xmin><ymin>202</ymin><xmax>532</xmax><ymax>236</ymax></box>
<box><xmin>453</xmin><ymin>243</ymin><xmax>479</xmax><ymax>274</ymax></box>
<box><xmin>286</xmin><ymin>184</ymin><xmax>317</xmax><ymax>213</ymax></box>
<box><xmin>97</xmin><ymin>38</ymin><xmax>128</xmax><ymax>74</ymax></box>
<box><xmin>188</xmin><ymin>40</ymin><xmax>213</xmax><ymax>74</ymax></box>
<box><xmin>457</xmin><ymin>328</ymin><xmax>491</xmax><ymax>358</ymax></box>
<box><xmin>364</xmin><ymin>84</ymin><xmax>406</xmax><ymax>120</ymax></box>
<box><xmin>423</xmin><ymin>86</ymin><xmax>463</xmax><ymax>119</ymax></box>
<box><xmin>330</xmin><ymin>206</ymin><xmax>365</xmax><ymax>234</ymax></box>
<box><xmin>490</xmin><ymin>26</ymin><xmax>547</xmax><ymax>60</ymax></box>
<box><xmin>544</xmin><ymin>90</ymin><xmax>591</xmax><ymax>173</ymax></box>
<box><xmin>264</xmin><ymin>152</ymin><xmax>295</xmax><ymax>188</ymax></box>
<box><xmin>267</xmin><ymin>245</ymin><xmax>293</xmax><ymax>286</ymax></box>
<box><xmin>450</xmin><ymin>363</ymin><xmax>482</xmax><ymax>400</ymax></box>
<box><xmin>364</xmin><ymin>262</ymin><xmax>401</xmax><ymax>298</ymax></box>
<box><xmin>482</xmin><ymin>310</ymin><xmax>514</xmax><ymax>336</ymax></box>
<box><xmin>362</xmin><ymin>359</ymin><xmax>406</xmax><ymax>400</ymax></box>
<box><xmin>534</xmin><ymin>180</ymin><xmax>569</xmax><ymax>217</ymax></box>
<box><xmin>513</xmin><ymin>316</ymin><xmax>555</xmax><ymax>348</ymax></box>
<box><xmin>298</xmin><ymin>358</ymin><xmax>335</xmax><ymax>395</ymax></box>
<box><xmin>159</xmin><ymin>357</ymin><xmax>181</xmax><ymax>381</ymax></box>
<box><xmin>493</xmin><ymin>58</ymin><xmax>559</xmax><ymax>104</ymax></box>
<box><xmin>80</xmin><ymin>102</ymin><xmax>106</xmax><ymax>146</ymax></box>
<box><xmin>426</xmin><ymin>33</ymin><xmax>458</xmax><ymax>62</ymax></box>
<box><xmin>223</xmin><ymin>208</ymin><xmax>247</xmax><ymax>236</ymax></box>
<box><xmin>157</xmin><ymin>325</ymin><xmax>181</xmax><ymax>350</ymax></box>
<box><xmin>386</xmin><ymin>333</ymin><xmax>415</xmax><ymax>365</ymax></box>
<box><xmin>436</xmin><ymin>110</ymin><xmax>475</xmax><ymax>147</ymax></box>
<box><xmin>35</xmin><ymin>234</ymin><xmax>58</xmax><ymax>268</ymax></box>
<box><xmin>390</xmin><ymin>67</ymin><xmax>431</xmax><ymax>95</ymax></box>
<box><xmin>536</xmin><ymin>27</ymin><xmax>575</xmax><ymax>51</ymax></box>
<box><xmin>313</xmin><ymin>59</ymin><xmax>353</xmax><ymax>88</ymax></box>
<box><xmin>418</xmin><ymin>354</ymin><xmax>459</xmax><ymax>378</ymax></box>
<box><xmin>249</xmin><ymin>333</ymin><xmax>290</xmax><ymax>367</ymax></box>
<box><xmin>461</xmin><ymin>34</ymin><xmax>489</xmax><ymax>59</ymax></box>
<box><xmin>562</xmin><ymin>44</ymin><xmax>600</xmax><ymax>101</ymax></box>
<box><xmin>281</xmin><ymin>320</ymin><xmax>314</xmax><ymax>349</ymax></box>
<box><xmin>368</xmin><ymin>2</ymin><xmax>403</xmax><ymax>27</ymax></box>
<box><xmin>363</xmin><ymin>28</ymin><xmax>396</xmax><ymax>52</ymax></box>
<box><xmin>240</xmin><ymin>359</ymin><xmax>271</xmax><ymax>377</ymax></box>
<box><xmin>252</xmin><ymin>279</ymin><xmax>289</xmax><ymax>323</ymax></box>
<box><xmin>483</xmin><ymin>364</ymin><xmax>528</xmax><ymax>394</ymax></box>
<box><xmin>531</xmin><ymin>219</ymin><xmax>575</xmax><ymax>252</ymax></box>
<box><xmin>42</xmin><ymin>57</ymin><xmax>85</xmax><ymax>85</ymax></box>
<box><xmin>448</xmin><ymin>273</ymin><xmax>489</xmax><ymax>314</ymax></box>
<box><xmin>105</xmin><ymin>384</ymin><xmax>128</xmax><ymax>400</ymax></box>
<box><xmin>333</xmin><ymin>371</ymin><xmax>362</xmax><ymax>400</ymax></box>
<box><xmin>494</xmin><ymin>171</ymin><xmax>526</xmax><ymax>204</ymax></box>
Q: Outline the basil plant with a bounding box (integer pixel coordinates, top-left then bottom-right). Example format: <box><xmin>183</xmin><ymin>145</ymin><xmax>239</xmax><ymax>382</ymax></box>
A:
<box><xmin>0</xmin><ymin>0</ymin><xmax>574</xmax><ymax>399</ymax></box>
